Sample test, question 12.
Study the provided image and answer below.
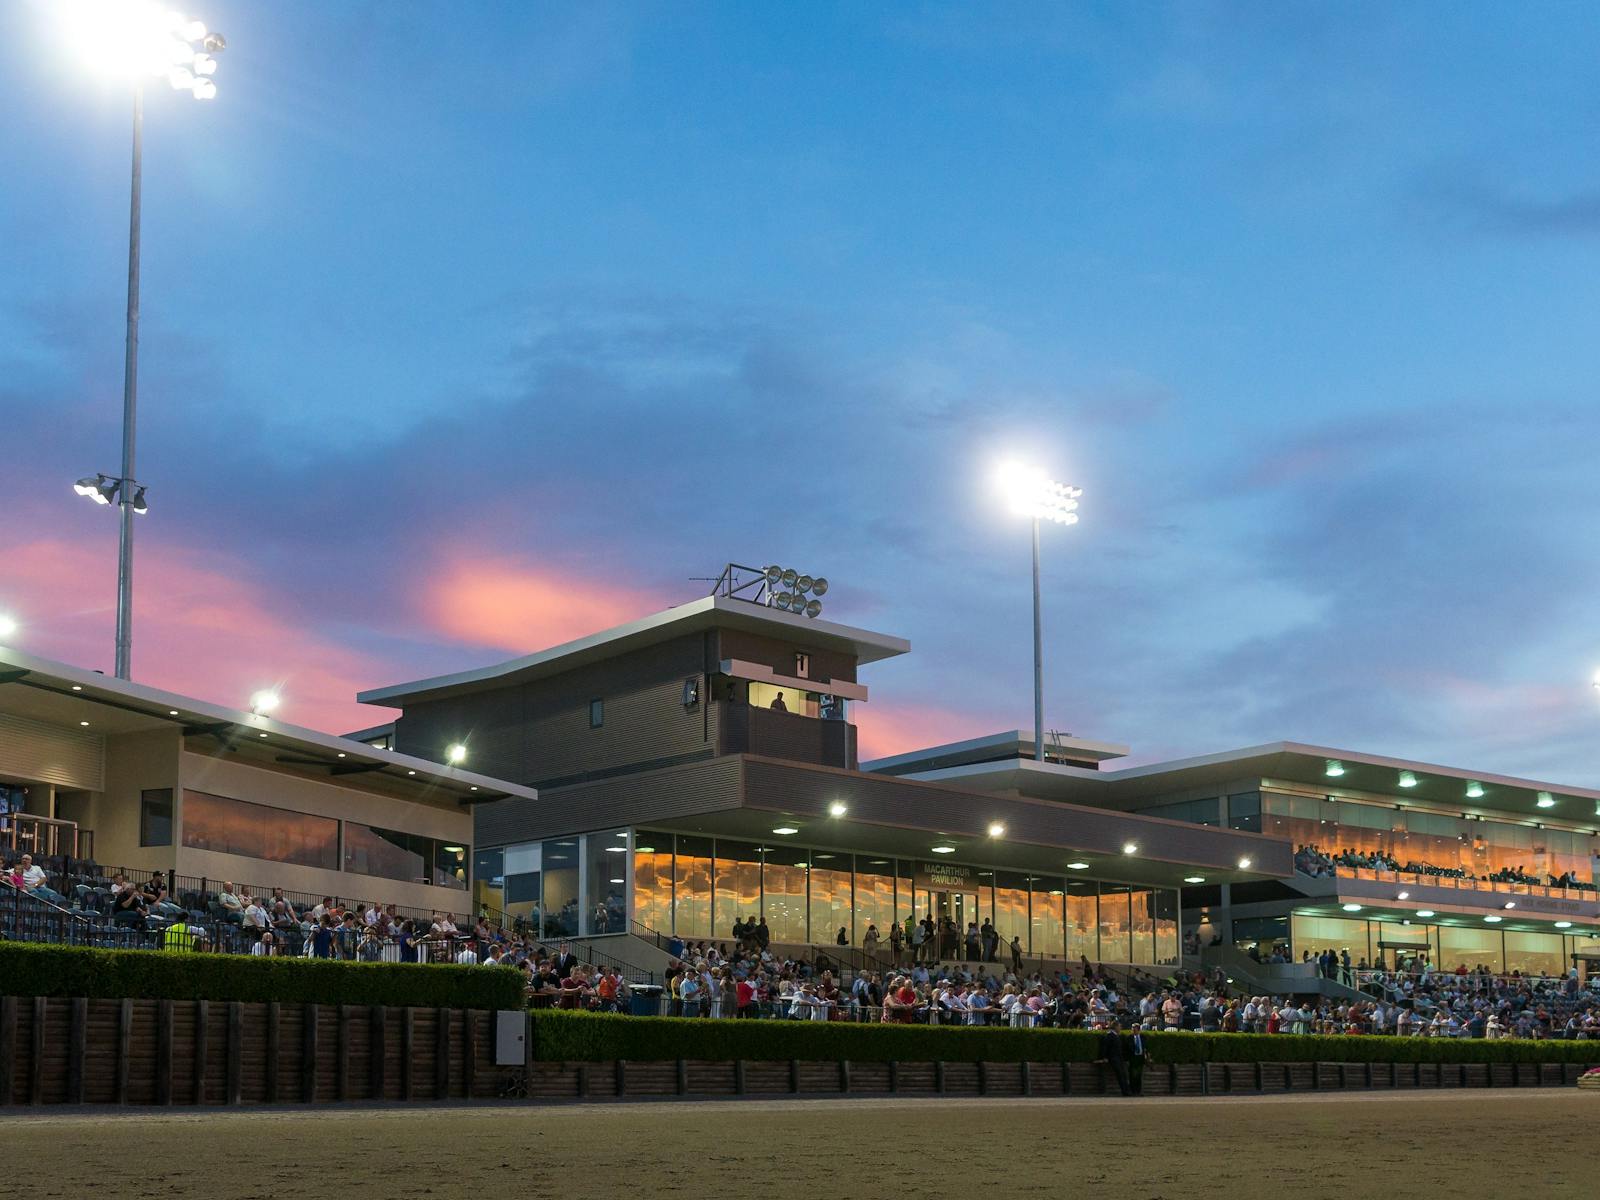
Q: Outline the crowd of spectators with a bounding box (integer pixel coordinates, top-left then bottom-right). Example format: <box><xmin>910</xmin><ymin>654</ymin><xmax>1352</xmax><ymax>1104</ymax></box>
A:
<box><xmin>1293</xmin><ymin>843</ymin><xmax>1595</xmax><ymax>891</ymax></box>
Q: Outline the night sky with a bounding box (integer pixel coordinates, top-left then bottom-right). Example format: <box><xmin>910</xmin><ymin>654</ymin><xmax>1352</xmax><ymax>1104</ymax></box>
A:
<box><xmin>5</xmin><ymin>2</ymin><xmax>1600</xmax><ymax>782</ymax></box>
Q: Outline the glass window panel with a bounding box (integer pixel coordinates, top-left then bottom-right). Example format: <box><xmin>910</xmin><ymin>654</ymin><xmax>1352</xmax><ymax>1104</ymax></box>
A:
<box><xmin>182</xmin><ymin>790</ymin><xmax>338</xmax><ymax>870</ymax></box>
<box><xmin>1290</xmin><ymin>914</ymin><xmax>1371</xmax><ymax>963</ymax></box>
<box><xmin>1154</xmin><ymin>889</ymin><xmax>1180</xmax><ymax>965</ymax></box>
<box><xmin>809</xmin><ymin>853</ymin><xmax>852</xmax><ymax>945</ymax></box>
<box><xmin>632</xmin><ymin>832</ymin><xmax>673</xmax><ymax>934</ymax></box>
<box><xmin>1098</xmin><ymin>885</ymin><xmax>1131</xmax><ymax>962</ymax></box>
<box><xmin>433</xmin><ymin>840</ymin><xmax>469</xmax><ymax>890</ymax></box>
<box><xmin>1065</xmin><ymin>882</ymin><xmax>1097</xmax><ymax>962</ymax></box>
<box><xmin>895</xmin><ymin>861</ymin><xmax>915</xmax><ymax>928</ymax></box>
<box><xmin>747</xmin><ymin>681</ymin><xmax>820</xmax><ymax>718</ymax></box>
<box><xmin>762</xmin><ymin>844</ymin><xmax>809</xmax><ymax>943</ymax></box>
<box><xmin>714</xmin><ymin>839</ymin><xmax>763</xmax><ymax>942</ymax></box>
<box><xmin>473</xmin><ymin>848</ymin><xmax>504</xmax><ymax>918</ymax></box>
<box><xmin>672</xmin><ymin>834</ymin><xmax>713</xmax><ymax>940</ymax></box>
<box><xmin>585</xmin><ymin>831</ymin><xmax>629</xmax><ymax>936</ymax></box>
<box><xmin>139</xmin><ymin>789</ymin><xmax>173</xmax><ymax>848</ymax></box>
<box><xmin>504</xmin><ymin>870</ymin><xmax>540</xmax><ymax>930</ymax></box>
<box><xmin>541</xmin><ymin>838</ymin><xmax>581</xmax><ymax>940</ymax></box>
<box><xmin>1504</xmin><ymin>931</ymin><xmax>1564</xmax><ymax>977</ymax></box>
<box><xmin>1128</xmin><ymin>887</ymin><xmax>1155</xmax><ymax>964</ymax></box>
<box><xmin>854</xmin><ymin>856</ymin><xmax>895</xmax><ymax>948</ymax></box>
<box><xmin>993</xmin><ymin>870</ymin><xmax>1030</xmax><ymax>954</ymax></box>
<box><xmin>1438</xmin><ymin>925</ymin><xmax>1503</xmax><ymax>973</ymax></box>
<box><xmin>1029</xmin><ymin>877</ymin><xmax>1065</xmax><ymax>959</ymax></box>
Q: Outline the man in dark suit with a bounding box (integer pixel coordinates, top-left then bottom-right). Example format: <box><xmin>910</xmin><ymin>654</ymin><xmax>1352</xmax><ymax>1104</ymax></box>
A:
<box><xmin>1098</xmin><ymin>1026</ymin><xmax>1131</xmax><ymax>1096</ymax></box>
<box><xmin>1120</xmin><ymin>1027</ymin><xmax>1148</xmax><ymax>1096</ymax></box>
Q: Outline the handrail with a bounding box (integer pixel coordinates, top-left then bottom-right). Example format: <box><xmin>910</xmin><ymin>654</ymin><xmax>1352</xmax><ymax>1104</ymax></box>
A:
<box><xmin>2</xmin><ymin>878</ymin><xmax>92</xmax><ymax>924</ymax></box>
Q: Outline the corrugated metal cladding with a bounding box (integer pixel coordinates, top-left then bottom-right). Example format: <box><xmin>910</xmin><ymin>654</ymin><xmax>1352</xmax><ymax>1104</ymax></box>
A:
<box><xmin>0</xmin><ymin>712</ymin><xmax>105</xmax><ymax>790</ymax></box>
<box><xmin>475</xmin><ymin>755</ymin><xmax>743</xmax><ymax>847</ymax></box>
<box><xmin>721</xmin><ymin>705</ymin><xmax>854</xmax><ymax>769</ymax></box>
<box><xmin>717</xmin><ymin>629</ymin><xmax>857</xmax><ymax>685</ymax></box>
<box><xmin>397</xmin><ymin>633</ymin><xmax>718</xmax><ymax>788</ymax></box>
<box><xmin>742</xmin><ymin>759</ymin><xmax>1291</xmax><ymax>873</ymax></box>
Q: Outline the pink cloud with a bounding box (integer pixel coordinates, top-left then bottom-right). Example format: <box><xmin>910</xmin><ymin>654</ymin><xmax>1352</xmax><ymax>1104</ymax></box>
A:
<box><xmin>421</xmin><ymin>554</ymin><xmax>658</xmax><ymax>653</ymax></box>
<box><xmin>854</xmin><ymin>697</ymin><xmax>987</xmax><ymax>762</ymax></box>
<box><xmin>0</xmin><ymin>536</ymin><xmax>392</xmax><ymax>735</ymax></box>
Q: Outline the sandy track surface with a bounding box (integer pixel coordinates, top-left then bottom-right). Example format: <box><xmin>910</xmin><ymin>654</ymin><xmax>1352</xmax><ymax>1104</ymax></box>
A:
<box><xmin>4</xmin><ymin>1091</ymin><xmax>1593</xmax><ymax>1199</ymax></box>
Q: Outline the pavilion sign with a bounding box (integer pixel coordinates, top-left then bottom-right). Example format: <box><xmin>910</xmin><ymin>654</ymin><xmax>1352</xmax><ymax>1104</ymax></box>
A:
<box><xmin>915</xmin><ymin>861</ymin><xmax>978</xmax><ymax>890</ymax></box>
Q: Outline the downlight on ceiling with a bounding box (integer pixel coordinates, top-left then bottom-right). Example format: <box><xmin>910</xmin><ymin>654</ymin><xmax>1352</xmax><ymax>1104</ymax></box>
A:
<box><xmin>1398</xmin><ymin>771</ymin><xmax>1418</xmax><ymax>788</ymax></box>
<box><xmin>1536</xmin><ymin>792</ymin><xmax>1556</xmax><ymax>809</ymax></box>
<box><xmin>1183</xmin><ymin>876</ymin><xmax>1206</xmax><ymax>884</ymax></box>
<box><xmin>1325</xmin><ymin>760</ymin><xmax>1345</xmax><ymax>777</ymax></box>
<box><xmin>1466</xmin><ymin>781</ymin><xmax>1485</xmax><ymax>799</ymax></box>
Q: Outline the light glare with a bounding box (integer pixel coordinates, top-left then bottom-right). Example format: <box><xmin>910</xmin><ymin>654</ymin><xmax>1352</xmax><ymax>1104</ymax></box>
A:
<box><xmin>248</xmin><ymin>689</ymin><xmax>280</xmax><ymax>715</ymax></box>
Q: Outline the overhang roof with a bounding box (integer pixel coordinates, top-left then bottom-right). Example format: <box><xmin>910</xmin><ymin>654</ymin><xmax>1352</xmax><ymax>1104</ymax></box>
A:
<box><xmin>357</xmin><ymin>595</ymin><xmax>911</xmax><ymax>707</ymax></box>
<box><xmin>862</xmin><ymin>729</ymin><xmax>1130</xmax><ymax>775</ymax></box>
<box><xmin>890</xmin><ymin>741</ymin><xmax>1600</xmax><ymax>831</ymax></box>
<box><xmin>0</xmin><ymin>647</ymin><xmax>537</xmax><ymax>806</ymax></box>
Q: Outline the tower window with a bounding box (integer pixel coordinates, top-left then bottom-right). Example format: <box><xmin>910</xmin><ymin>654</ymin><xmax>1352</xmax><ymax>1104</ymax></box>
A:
<box><xmin>588</xmin><ymin>699</ymin><xmax>604</xmax><ymax>728</ymax></box>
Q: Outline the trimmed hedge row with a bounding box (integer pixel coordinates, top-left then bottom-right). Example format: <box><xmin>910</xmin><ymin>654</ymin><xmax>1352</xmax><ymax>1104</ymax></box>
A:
<box><xmin>529</xmin><ymin>1011</ymin><xmax>1600</xmax><ymax>1067</ymax></box>
<box><xmin>0</xmin><ymin>942</ymin><xmax>524</xmax><ymax>1010</ymax></box>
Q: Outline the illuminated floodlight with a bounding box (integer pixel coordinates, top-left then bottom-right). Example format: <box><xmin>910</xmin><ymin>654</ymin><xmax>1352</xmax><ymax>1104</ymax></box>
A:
<box><xmin>1556</xmin><ymin>921</ymin><xmax>1573</xmax><ymax>929</ymax></box>
<box><xmin>1484</xmin><ymin>914</ymin><xmax>1502</xmax><ymax>923</ymax></box>
<box><xmin>987</xmin><ymin>821</ymin><xmax>1006</xmax><ymax>838</ymax></box>
<box><xmin>60</xmin><ymin>2</ymin><xmax>226</xmax><ymax>97</ymax></box>
<box><xmin>1066</xmin><ymin>861</ymin><xmax>1089</xmax><ymax>870</ymax></box>
<box><xmin>1183</xmin><ymin>875</ymin><xmax>1206</xmax><ymax>884</ymax></box>
<box><xmin>828</xmin><ymin>801</ymin><xmax>847</xmax><ymax>817</ymax></box>
<box><xmin>771</xmin><ymin>826</ymin><xmax>798</xmax><ymax>836</ymax></box>
<box><xmin>1536</xmin><ymin>792</ymin><xmax>1556</xmax><ymax>809</ymax></box>
<box><xmin>1398</xmin><ymin>771</ymin><xmax>1417</xmax><ymax>788</ymax></box>
<box><xmin>1325</xmin><ymin>760</ymin><xmax>1345</xmax><ymax>778</ymax></box>
<box><xmin>0</xmin><ymin>614</ymin><xmax>16</xmax><ymax>641</ymax></box>
<box><xmin>1122</xmin><ymin>841</ymin><xmax>1137</xmax><ymax>855</ymax></box>
<box><xmin>1465</xmin><ymin>781</ymin><xmax>1485</xmax><ymax>799</ymax></box>
<box><xmin>1238</xmin><ymin>857</ymin><xmax>1253</xmax><ymax>870</ymax></box>
<box><xmin>1342</xmin><ymin>903</ymin><xmax>1363</xmax><ymax>912</ymax></box>
<box><xmin>1415</xmin><ymin>909</ymin><xmax>1435</xmax><ymax>918</ymax></box>
<box><xmin>445</xmin><ymin>742</ymin><xmax>467</xmax><ymax>765</ymax></box>
<box><xmin>248</xmin><ymin>689</ymin><xmax>280</xmax><ymax>716</ymax></box>
<box><xmin>1397</xmin><ymin>891</ymin><xmax>1410</xmax><ymax>901</ymax></box>
<box><xmin>75</xmin><ymin>474</ymin><xmax>119</xmax><ymax>504</ymax></box>
<box><xmin>997</xmin><ymin>461</ymin><xmax>1082</xmax><ymax>525</ymax></box>
<box><xmin>930</xmin><ymin>844</ymin><xmax>957</xmax><ymax>855</ymax></box>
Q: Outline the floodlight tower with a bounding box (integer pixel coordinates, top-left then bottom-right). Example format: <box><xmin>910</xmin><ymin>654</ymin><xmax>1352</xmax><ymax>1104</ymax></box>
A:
<box><xmin>997</xmin><ymin>463</ymin><xmax>1082</xmax><ymax>762</ymax></box>
<box><xmin>62</xmin><ymin>3</ymin><xmax>226</xmax><ymax>679</ymax></box>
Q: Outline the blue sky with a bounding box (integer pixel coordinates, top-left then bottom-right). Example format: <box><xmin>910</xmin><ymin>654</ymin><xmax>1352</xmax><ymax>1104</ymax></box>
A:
<box><xmin>4</xmin><ymin>1</ymin><xmax>1600</xmax><ymax>780</ymax></box>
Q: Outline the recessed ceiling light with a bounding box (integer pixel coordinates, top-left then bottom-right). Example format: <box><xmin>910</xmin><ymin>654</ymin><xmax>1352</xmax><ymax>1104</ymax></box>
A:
<box><xmin>604</xmin><ymin>845</ymin><xmax>626</xmax><ymax>853</ymax></box>
<box><xmin>772</xmin><ymin>826</ymin><xmax>798</xmax><ymax>835</ymax></box>
<box><xmin>1536</xmin><ymin>792</ymin><xmax>1556</xmax><ymax>808</ymax></box>
<box><xmin>814</xmin><ymin>853</ymin><xmax>835</xmax><ymax>860</ymax></box>
<box><xmin>1466</xmin><ymin>781</ymin><xmax>1485</xmax><ymax>799</ymax></box>
<box><xmin>1503</xmin><ymin>901</ymin><xmax>1515</xmax><ymax>909</ymax></box>
<box><xmin>1397</xmin><ymin>891</ymin><xmax>1410</xmax><ymax>901</ymax></box>
<box><xmin>70</xmin><ymin>685</ymin><xmax>82</xmax><ymax>692</ymax></box>
<box><xmin>988</xmin><ymin>822</ymin><xmax>1006</xmax><ymax>838</ymax></box>
<box><xmin>1067</xmin><ymin>861</ymin><xmax>1089</xmax><ymax>870</ymax></box>
<box><xmin>868</xmin><ymin>859</ymin><xmax>889</xmax><ymax>866</ymax></box>
<box><xmin>407</xmin><ymin>770</ymin><xmax>416</xmax><ymax>776</ymax></box>
<box><xmin>168</xmin><ymin>709</ymin><xmax>179</xmax><ymax>716</ymax></box>
<box><xmin>609</xmin><ymin>877</ymin><xmax>625</xmax><ymax>884</ymax></box>
<box><xmin>1556</xmin><ymin>921</ymin><xmax>1573</xmax><ymax>929</ymax></box>
<box><xmin>828</xmin><ymin>801</ymin><xmax>847</xmax><ymax>817</ymax></box>
<box><xmin>636</xmin><ymin>845</ymin><xmax>655</xmax><ymax>854</ymax></box>
<box><xmin>1122</xmin><ymin>842</ymin><xmax>1137</xmax><ymax>855</ymax></box>
<box><xmin>1238</xmin><ymin>857</ymin><xmax>1253</xmax><ymax>870</ymax></box>
<box><xmin>258</xmin><ymin>732</ymin><xmax>268</xmax><ymax>738</ymax></box>
<box><xmin>79</xmin><ymin>720</ymin><xmax>90</xmax><ymax>727</ymax></box>
<box><xmin>1484</xmin><ymin>914</ymin><xmax>1502</xmax><ymax>923</ymax></box>
<box><xmin>469</xmin><ymin>786</ymin><xmax>478</xmax><ymax>791</ymax></box>
<box><xmin>1325</xmin><ymin>760</ymin><xmax>1345</xmax><ymax>777</ymax></box>
<box><xmin>1342</xmin><ymin>903</ymin><xmax>1363</xmax><ymax>912</ymax></box>
<box><xmin>1416</xmin><ymin>909</ymin><xmax>1435</xmax><ymax>918</ymax></box>
<box><xmin>1183</xmin><ymin>876</ymin><xmax>1206</xmax><ymax>884</ymax></box>
<box><xmin>931</xmin><ymin>844</ymin><xmax>956</xmax><ymax>854</ymax></box>
<box><xmin>1398</xmin><ymin>770</ymin><xmax>1417</xmax><ymax>788</ymax></box>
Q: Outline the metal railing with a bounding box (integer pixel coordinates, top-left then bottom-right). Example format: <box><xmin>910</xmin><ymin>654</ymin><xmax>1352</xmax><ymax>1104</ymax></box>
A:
<box><xmin>1316</xmin><ymin>864</ymin><xmax>1598</xmax><ymax>903</ymax></box>
<box><xmin>0</xmin><ymin>814</ymin><xmax>90</xmax><ymax>861</ymax></box>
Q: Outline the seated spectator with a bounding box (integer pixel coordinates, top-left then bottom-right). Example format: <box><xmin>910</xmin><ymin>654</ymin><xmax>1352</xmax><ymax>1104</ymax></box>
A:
<box><xmin>16</xmin><ymin>854</ymin><xmax>65</xmax><ymax>905</ymax></box>
<box><xmin>241</xmin><ymin>895</ymin><xmax>270</xmax><ymax>935</ymax></box>
<box><xmin>111</xmin><ymin>881</ymin><xmax>147</xmax><ymax>929</ymax></box>
<box><xmin>216</xmin><ymin>882</ymin><xmax>244</xmax><ymax>923</ymax></box>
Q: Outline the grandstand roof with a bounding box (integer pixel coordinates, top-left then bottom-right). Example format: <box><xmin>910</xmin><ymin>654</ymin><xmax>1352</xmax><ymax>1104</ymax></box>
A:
<box><xmin>0</xmin><ymin>646</ymin><xmax>537</xmax><ymax>806</ymax></box>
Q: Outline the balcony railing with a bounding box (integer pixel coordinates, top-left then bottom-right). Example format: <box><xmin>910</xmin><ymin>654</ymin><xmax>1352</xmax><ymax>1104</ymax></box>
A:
<box><xmin>0</xmin><ymin>814</ymin><xmax>91</xmax><ymax>861</ymax></box>
<box><xmin>1333</xmin><ymin>865</ymin><xmax>1597</xmax><ymax>904</ymax></box>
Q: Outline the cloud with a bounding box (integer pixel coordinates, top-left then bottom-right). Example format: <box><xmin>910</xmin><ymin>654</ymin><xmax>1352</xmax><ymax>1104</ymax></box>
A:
<box><xmin>421</xmin><ymin>554</ymin><xmax>660</xmax><ymax>654</ymax></box>
<box><xmin>854</xmin><ymin>698</ymin><xmax>996</xmax><ymax>763</ymax></box>
<box><xmin>1412</xmin><ymin>169</ymin><xmax>1600</xmax><ymax>238</ymax></box>
<box><xmin>0</xmin><ymin>536</ymin><xmax>396</xmax><ymax>735</ymax></box>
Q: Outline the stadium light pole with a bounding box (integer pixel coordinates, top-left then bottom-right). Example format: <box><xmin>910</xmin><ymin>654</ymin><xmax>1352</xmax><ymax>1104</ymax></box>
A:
<box><xmin>997</xmin><ymin>463</ymin><xmax>1082</xmax><ymax>762</ymax></box>
<box><xmin>62</xmin><ymin>3</ymin><xmax>225</xmax><ymax>679</ymax></box>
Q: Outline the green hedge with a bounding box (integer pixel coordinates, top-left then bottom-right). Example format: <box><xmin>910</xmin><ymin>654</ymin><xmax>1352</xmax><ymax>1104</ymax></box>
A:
<box><xmin>529</xmin><ymin>1011</ymin><xmax>1600</xmax><ymax>1067</ymax></box>
<box><xmin>0</xmin><ymin>942</ymin><xmax>524</xmax><ymax>1010</ymax></box>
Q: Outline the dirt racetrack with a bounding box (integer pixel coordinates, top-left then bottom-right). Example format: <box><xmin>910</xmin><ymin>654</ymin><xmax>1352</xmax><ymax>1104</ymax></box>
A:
<box><xmin>2</xmin><ymin>1091</ymin><xmax>1592</xmax><ymax>1200</ymax></box>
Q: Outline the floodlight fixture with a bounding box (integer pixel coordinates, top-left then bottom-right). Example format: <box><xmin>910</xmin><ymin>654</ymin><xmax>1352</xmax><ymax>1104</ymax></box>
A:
<box><xmin>1238</xmin><ymin>857</ymin><xmax>1253</xmax><ymax>870</ymax></box>
<box><xmin>987</xmin><ymin>821</ymin><xmax>1006</xmax><ymax>838</ymax></box>
<box><xmin>804</xmin><ymin>599</ymin><xmax>822</xmax><ymax>618</ymax></box>
<box><xmin>75</xmin><ymin>474</ymin><xmax>119</xmax><ymax>505</ymax></box>
<box><xmin>249</xmin><ymin>689</ymin><xmax>280</xmax><ymax>716</ymax></box>
<box><xmin>1466</xmin><ymin>781</ymin><xmax>1485</xmax><ymax>799</ymax></box>
<box><xmin>1536</xmin><ymin>792</ymin><xmax>1556</xmax><ymax>809</ymax></box>
<box><xmin>1325</xmin><ymin>760</ymin><xmax>1345</xmax><ymax>778</ymax></box>
<box><xmin>764</xmin><ymin>565</ymin><xmax>783</xmax><ymax>584</ymax></box>
<box><xmin>811</xmin><ymin>577</ymin><xmax>828</xmax><ymax>597</ymax></box>
<box><xmin>828</xmin><ymin>801</ymin><xmax>847</xmax><ymax>817</ymax></box>
<box><xmin>1183</xmin><ymin>876</ymin><xmax>1206</xmax><ymax>884</ymax></box>
<box><xmin>1398</xmin><ymin>771</ymin><xmax>1417</xmax><ymax>788</ymax></box>
<box><xmin>795</xmin><ymin>574</ymin><xmax>813</xmax><ymax>593</ymax></box>
<box><xmin>0</xmin><ymin>614</ymin><xmax>16</xmax><ymax>641</ymax></box>
<box><xmin>781</xmin><ymin>568</ymin><xmax>798</xmax><ymax>588</ymax></box>
<box><xmin>445</xmin><ymin>742</ymin><xmax>468</xmax><ymax>765</ymax></box>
